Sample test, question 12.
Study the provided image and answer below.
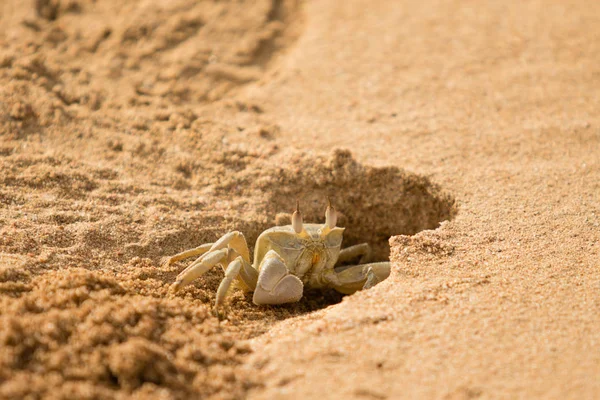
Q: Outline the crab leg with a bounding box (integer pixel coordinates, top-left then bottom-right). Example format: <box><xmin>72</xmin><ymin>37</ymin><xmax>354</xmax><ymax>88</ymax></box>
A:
<box><xmin>164</xmin><ymin>243</ymin><xmax>213</xmax><ymax>265</ymax></box>
<box><xmin>208</xmin><ymin>231</ymin><xmax>251</xmax><ymax>263</ymax></box>
<box><xmin>337</xmin><ymin>243</ymin><xmax>372</xmax><ymax>265</ymax></box>
<box><xmin>357</xmin><ymin>262</ymin><xmax>390</xmax><ymax>288</ymax></box>
<box><xmin>214</xmin><ymin>246</ymin><xmax>259</xmax><ymax>304</ymax></box>
<box><xmin>328</xmin><ymin>262</ymin><xmax>391</xmax><ymax>294</ymax></box>
<box><xmin>172</xmin><ymin>248</ymin><xmax>229</xmax><ymax>292</ymax></box>
<box><xmin>215</xmin><ymin>256</ymin><xmax>244</xmax><ymax>310</ymax></box>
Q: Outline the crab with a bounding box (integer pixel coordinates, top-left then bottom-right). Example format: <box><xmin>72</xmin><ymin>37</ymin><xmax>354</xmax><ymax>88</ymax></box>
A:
<box><xmin>166</xmin><ymin>200</ymin><xmax>391</xmax><ymax>313</ymax></box>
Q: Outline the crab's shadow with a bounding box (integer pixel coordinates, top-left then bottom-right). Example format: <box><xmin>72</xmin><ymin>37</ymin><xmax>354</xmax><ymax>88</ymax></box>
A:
<box><xmin>257</xmin><ymin>288</ymin><xmax>344</xmax><ymax>316</ymax></box>
<box><xmin>224</xmin><ymin>288</ymin><xmax>345</xmax><ymax>331</ymax></box>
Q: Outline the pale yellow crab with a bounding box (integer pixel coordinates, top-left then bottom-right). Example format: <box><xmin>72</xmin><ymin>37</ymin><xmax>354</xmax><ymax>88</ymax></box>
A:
<box><xmin>166</xmin><ymin>200</ymin><xmax>390</xmax><ymax>312</ymax></box>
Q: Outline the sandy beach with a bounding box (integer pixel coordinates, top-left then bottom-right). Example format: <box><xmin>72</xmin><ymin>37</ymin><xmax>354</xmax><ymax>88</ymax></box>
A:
<box><xmin>1</xmin><ymin>0</ymin><xmax>599</xmax><ymax>398</ymax></box>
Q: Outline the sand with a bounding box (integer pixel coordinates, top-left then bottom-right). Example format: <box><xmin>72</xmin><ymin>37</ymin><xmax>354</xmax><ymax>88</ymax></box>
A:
<box><xmin>1</xmin><ymin>0</ymin><xmax>599</xmax><ymax>399</ymax></box>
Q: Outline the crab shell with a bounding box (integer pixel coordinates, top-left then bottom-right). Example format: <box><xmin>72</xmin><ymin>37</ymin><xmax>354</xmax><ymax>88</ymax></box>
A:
<box><xmin>253</xmin><ymin>224</ymin><xmax>345</xmax><ymax>289</ymax></box>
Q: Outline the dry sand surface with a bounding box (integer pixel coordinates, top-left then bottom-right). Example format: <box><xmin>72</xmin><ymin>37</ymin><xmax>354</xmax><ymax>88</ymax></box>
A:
<box><xmin>0</xmin><ymin>0</ymin><xmax>599</xmax><ymax>399</ymax></box>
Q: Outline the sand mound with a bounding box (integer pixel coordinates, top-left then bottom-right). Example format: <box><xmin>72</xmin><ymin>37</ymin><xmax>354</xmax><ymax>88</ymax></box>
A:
<box><xmin>1</xmin><ymin>141</ymin><xmax>453</xmax><ymax>398</ymax></box>
<box><xmin>0</xmin><ymin>268</ymin><xmax>255</xmax><ymax>399</ymax></box>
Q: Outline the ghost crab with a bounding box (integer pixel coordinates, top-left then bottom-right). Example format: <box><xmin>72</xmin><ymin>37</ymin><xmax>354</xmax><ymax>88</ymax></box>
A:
<box><xmin>166</xmin><ymin>200</ymin><xmax>391</xmax><ymax>314</ymax></box>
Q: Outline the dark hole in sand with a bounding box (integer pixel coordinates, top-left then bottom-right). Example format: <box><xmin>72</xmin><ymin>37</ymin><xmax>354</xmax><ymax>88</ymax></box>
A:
<box><xmin>200</xmin><ymin>149</ymin><xmax>458</xmax><ymax>317</ymax></box>
<box><xmin>260</xmin><ymin>149</ymin><xmax>457</xmax><ymax>263</ymax></box>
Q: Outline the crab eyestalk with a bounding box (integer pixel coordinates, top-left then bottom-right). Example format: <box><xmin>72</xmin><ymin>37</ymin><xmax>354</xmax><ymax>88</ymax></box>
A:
<box><xmin>325</xmin><ymin>197</ymin><xmax>337</xmax><ymax>229</ymax></box>
<box><xmin>292</xmin><ymin>200</ymin><xmax>304</xmax><ymax>234</ymax></box>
